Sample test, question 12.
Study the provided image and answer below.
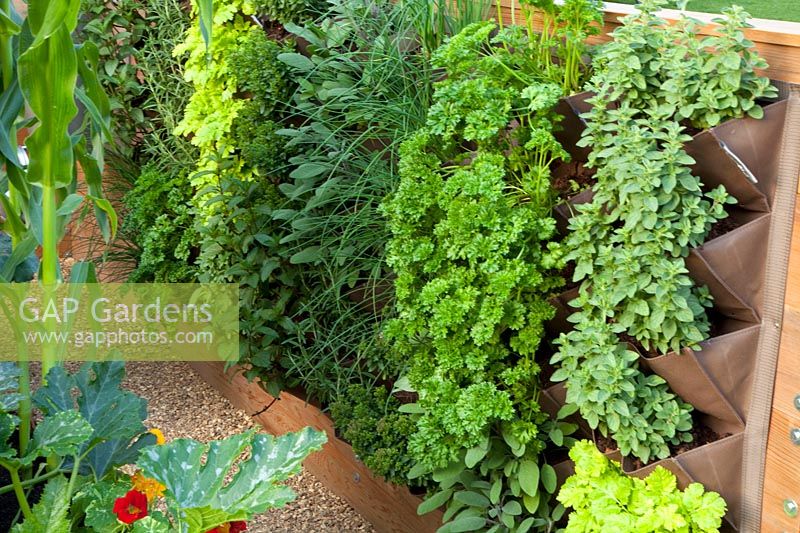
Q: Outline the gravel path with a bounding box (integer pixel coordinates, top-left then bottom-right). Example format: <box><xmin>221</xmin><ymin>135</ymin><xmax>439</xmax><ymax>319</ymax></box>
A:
<box><xmin>123</xmin><ymin>362</ymin><xmax>375</xmax><ymax>533</ymax></box>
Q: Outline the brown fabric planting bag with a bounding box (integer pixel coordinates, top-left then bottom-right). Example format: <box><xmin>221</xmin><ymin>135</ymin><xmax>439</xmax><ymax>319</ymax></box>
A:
<box><xmin>685</xmin><ymin>100</ymin><xmax>786</xmax><ymax>213</ymax></box>
<box><xmin>709</xmin><ymin>100</ymin><xmax>787</xmax><ymax>205</ymax></box>
<box><xmin>554</xmin><ymin>91</ymin><xmax>593</xmax><ymax>162</ymax></box>
<box><xmin>622</xmin><ymin>432</ymin><xmax>744</xmax><ymax>530</ymax></box>
<box><xmin>640</xmin><ymin>253</ymin><xmax>760</xmax><ymax>431</ymax></box>
<box><xmin>639</xmin><ymin>325</ymin><xmax>759</xmax><ymax>434</ymax></box>
<box><xmin>687</xmin><ymin>211</ymin><xmax>771</xmax><ymax>316</ymax></box>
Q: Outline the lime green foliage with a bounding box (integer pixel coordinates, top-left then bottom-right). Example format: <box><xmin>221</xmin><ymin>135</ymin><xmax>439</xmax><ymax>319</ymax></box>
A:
<box><xmin>552</xmin><ymin>0</ymin><xmax>773</xmax><ymax>463</ymax></box>
<box><xmin>174</xmin><ymin>0</ymin><xmax>254</xmax><ymax>152</ymax></box>
<box><xmin>558</xmin><ymin>441</ymin><xmax>727</xmax><ymax>532</ymax></box>
<box><xmin>177</xmin><ymin>0</ymin><xmax>302</xmax><ymax>377</ymax></box>
<box><xmin>330</xmin><ymin>385</ymin><xmax>419</xmax><ymax>486</ymax></box>
<box><xmin>253</xmin><ymin>0</ymin><xmax>324</xmax><ymax>24</ymax></box>
<box><xmin>124</xmin><ymin>164</ymin><xmax>199</xmax><ymax>282</ymax></box>
<box><xmin>174</xmin><ymin>0</ymin><xmax>260</xmax><ymax>216</ymax></box>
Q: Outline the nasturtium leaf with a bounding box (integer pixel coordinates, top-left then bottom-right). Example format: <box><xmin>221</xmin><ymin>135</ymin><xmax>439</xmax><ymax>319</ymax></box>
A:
<box><xmin>75</xmin><ymin>480</ymin><xmax>129</xmax><ymax>532</ymax></box>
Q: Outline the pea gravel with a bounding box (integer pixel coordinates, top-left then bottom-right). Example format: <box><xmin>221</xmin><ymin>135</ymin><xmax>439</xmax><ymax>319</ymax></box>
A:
<box><xmin>121</xmin><ymin>362</ymin><xmax>376</xmax><ymax>533</ymax></box>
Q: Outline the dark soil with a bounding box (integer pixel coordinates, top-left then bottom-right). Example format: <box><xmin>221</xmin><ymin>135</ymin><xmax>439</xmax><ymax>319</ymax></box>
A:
<box><xmin>0</xmin><ymin>466</ymin><xmax>18</xmax><ymax>531</ymax></box>
<box><xmin>552</xmin><ymin>161</ymin><xmax>596</xmax><ymax>200</ymax></box>
<box><xmin>619</xmin><ymin>332</ymin><xmax>651</xmax><ymax>357</ymax></box>
<box><xmin>626</xmin><ymin>422</ymin><xmax>728</xmax><ymax>472</ymax></box>
<box><xmin>0</xmin><ymin>456</ymin><xmax>45</xmax><ymax>531</ymax></box>
<box><xmin>706</xmin><ymin>216</ymin><xmax>743</xmax><ymax>243</ymax></box>
<box><xmin>392</xmin><ymin>390</ymin><xmax>419</xmax><ymax>405</ymax></box>
<box><xmin>680</xmin><ymin>121</ymin><xmax>704</xmax><ymax>137</ymax></box>
<box><xmin>594</xmin><ymin>434</ymin><xmax>619</xmax><ymax>454</ymax></box>
<box><xmin>538</xmin><ymin>348</ymin><xmax>558</xmax><ymax>386</ymax></box>
<box><xmin>558</xmin><ymin>261</ymin><xmax>580</xmax><ymax>292</ymax></box>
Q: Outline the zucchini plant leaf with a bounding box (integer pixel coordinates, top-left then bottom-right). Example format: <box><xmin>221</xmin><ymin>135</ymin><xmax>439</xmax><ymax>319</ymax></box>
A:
<box><xmin>10</xmin><ymin>475</ymin><xmax>71</xmax><ymax>533</ymax></box>
<box><xmin>138</xmin><ymin>427</ymin><xmax>326</xmax><ymax>515</ymax></box>
<box><xmin>33</xmin><ymin>362</ymin><xmax>150</xmax><ymax>475</ymax></box>
<box><xmin>24</xmin><ymin>409</ymin><xmax>92</xmax><ymax>462</ymax></box>
<box><xmin>182</xmin><ymin>506</ymin><xmax>248</xmax><ymax>533</ymax></box>
<box><xmin>0</xmin><ymin>361</ymin><xmax>22</xmax><ymax>412</ymax></box>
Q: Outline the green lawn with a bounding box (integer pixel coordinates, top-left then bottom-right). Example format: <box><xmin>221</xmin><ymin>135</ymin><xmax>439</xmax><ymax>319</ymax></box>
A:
<box><xmin>612</xmin><ymin>0</ymin><xmax>800</xmax><ymax>22</ymax></box>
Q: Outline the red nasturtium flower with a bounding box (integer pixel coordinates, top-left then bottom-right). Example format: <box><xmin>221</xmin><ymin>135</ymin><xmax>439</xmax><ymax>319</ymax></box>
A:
<box><xmin>207</xmin><ymin>521</ymin><xmax>248</xmax><ymax>533</ymax></box>
<box><xmin>112</xmin><ymin>490</ymin><xmax>149</xmax><ymax>524</ymax></box>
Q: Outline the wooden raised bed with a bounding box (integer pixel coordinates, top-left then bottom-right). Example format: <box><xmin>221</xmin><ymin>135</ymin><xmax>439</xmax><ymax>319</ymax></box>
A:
<box><xmin>190</xmin><ymin>5</ymin><xmax>800</xmax><ymax>533</ymax></box>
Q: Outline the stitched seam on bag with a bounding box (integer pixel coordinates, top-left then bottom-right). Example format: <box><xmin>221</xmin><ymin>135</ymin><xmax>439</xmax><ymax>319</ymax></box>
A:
<box><xmin>741</xmin><ymin>87</ymin><xmax>800</xmax><ymax>532</ymax></box>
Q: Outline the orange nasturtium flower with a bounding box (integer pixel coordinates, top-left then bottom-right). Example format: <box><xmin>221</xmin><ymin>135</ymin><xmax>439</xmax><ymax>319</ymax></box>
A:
<box><xmin>131</xmin><ymin>471</ymin><xmax>166</xmax><ymax>502</ymax></box>
<box><xmin>149</xmin><ymin>428</ymin><xmax>166</xmax><ymax>445</ymax></box>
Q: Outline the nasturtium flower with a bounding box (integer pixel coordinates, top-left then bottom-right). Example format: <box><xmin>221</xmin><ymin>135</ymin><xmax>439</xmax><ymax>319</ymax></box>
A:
<box><xmin>207</xmin><ymin>521</ymin><xmax>248</xmax><ymax>533</ymax></box>
<box><xmin>131</xmin><ymin>470</ymin><xmax>166</xmax><ymax>502</ymax></box>
<box><xmin>149</xmin><ymin>428</ymin><xmax>166</xmax><ymax>445</ymax></box>
<box><xmin>112</xmin><ymin>490</ymin><xmax>148</xmax><ymax>524</ymax></box>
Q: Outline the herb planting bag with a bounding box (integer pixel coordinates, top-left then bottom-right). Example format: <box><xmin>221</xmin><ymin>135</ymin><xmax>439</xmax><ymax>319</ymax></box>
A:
<box><xmin>686</xmin><ymin>211</ymin><xmax>771</xmax><ymax>315</ymax></box>
<box><xmin>622</xmin><ymin>432</ymin><xmax>744</xmax><ymax>530</ymax></box>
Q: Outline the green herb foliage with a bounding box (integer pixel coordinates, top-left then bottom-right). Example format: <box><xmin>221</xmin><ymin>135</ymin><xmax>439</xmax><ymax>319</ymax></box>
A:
<box><xmin>330</xmin><ymin>385</ymin><xmax>420</xmax><ymax>486</ymax></box>
<box><xmin>552</xmin><ymin>0</ymin><xmax>774</xmax><ymax>463</ymax></box>
<box><xmin>123</xmin><ymin>164</ymin><xmax>199</xmax><ymax>283</ymax></box>
<box><xmin>383</xmin><ymin>20</ymin><xmax>591</xmax><ymax>531</ymax></box>
<box><xmin>271</xmin><ymin>0</ymin><xmax>446</xmax><ymax>402</ymax></box>
<box><xmin>253</xmin><ymin>0</ymin><xmax>325</xmax><ymax>24</ymax></box>
<box><xmin>516</xmin><ymin>0</ymin><xmax>603</xmax><ymax>93</ymax></box>
<box><xmin>79</xmin><ymin>0</ymin><xmax>148</xmax><ymax>157</ymax></box>
<box><xmin>558</xmin><ymin>441</ymin><xmax>727</xmax><ymax>533</ymax></box>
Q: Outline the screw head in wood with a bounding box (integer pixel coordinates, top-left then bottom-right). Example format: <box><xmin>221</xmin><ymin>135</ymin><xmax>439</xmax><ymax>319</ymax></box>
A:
<box><xmin>784</xmin><ymin>499</ymin><xmax>798</xmax><ymax>517</ymax></box>
<box><xmin>795</xmin><ymin>394</ymin><xmax>800</xmax><ymax>411</ymax></box>
<box><xmin>791</xmin><ymin>428</ymin><xmax>800</xmax><ymax>445</ymax></box>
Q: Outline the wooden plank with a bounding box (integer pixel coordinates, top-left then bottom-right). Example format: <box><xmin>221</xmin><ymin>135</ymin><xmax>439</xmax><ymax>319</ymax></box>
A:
<box><xmin>495</xmin><ymin>1</ymin><xmax>800</xmax><ymax>83</ymax></box>
<box><xmin>762</xmin><ymin>200</ymin><xmax>800</xmax><ymax>533</ymax></box>
<box><xmin>189</xmin><ymin>362</ymin><xmax>443</xmax><ymax>533</ymax></box>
